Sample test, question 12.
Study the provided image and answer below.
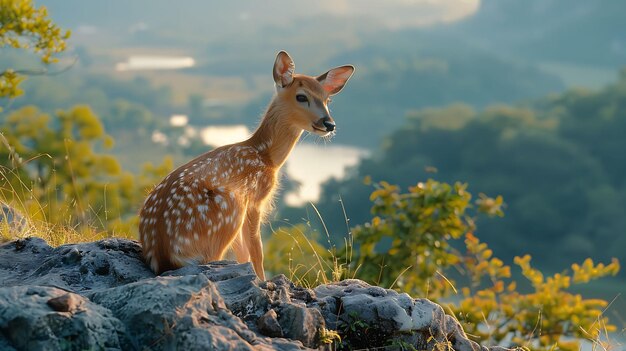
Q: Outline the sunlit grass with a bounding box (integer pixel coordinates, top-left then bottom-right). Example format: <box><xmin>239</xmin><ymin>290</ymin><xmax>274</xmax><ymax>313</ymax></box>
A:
<box><xmin>0</xmin><ymin>133</ymin><xmax>136</xmax><ymax>247</ymax></box>
<box><xmin>0</xmin><ymin>188</ymin><xmax>129</xmax><ymax>247</ymax></box>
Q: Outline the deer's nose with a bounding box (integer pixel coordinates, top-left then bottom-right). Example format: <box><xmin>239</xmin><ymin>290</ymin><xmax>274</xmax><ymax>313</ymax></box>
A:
<box><xmin>322</xmin><ymin>117</ymin><xmax>335</xmax><ymax>132</ymax></box>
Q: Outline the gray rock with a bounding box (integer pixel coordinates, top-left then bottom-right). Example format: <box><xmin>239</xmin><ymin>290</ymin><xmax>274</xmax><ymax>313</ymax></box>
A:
<box><xmin>314</xmin><ymin>279</ymin><xmax>494</xmax><ymax>350</ymax></box>
<box><xmin>258</xmin><ymin>309</ymin><xmax>283</xmax><ymax>337</ymax></box>
<box><xmin>166</xmin><ymin>264</ymin><xmax>322</xmax><ymax>348</ymax></box>
<box><xmin>277</xmin><ymin>302</ymin><xmax>324</xmax><ymax>347</ymax></box>
<box><xmin>0</xmin><ymin>237</ymin><xmax>511</xmax><ymax>350</ymax></box>
<box><xmin>165</xmin><ymin>261</ymin><xmax>272</xmax><ymax>319</ymax></box>
<box><xmin>87</xmin><ymin>273</ymin><xmax>306</xmax><ymax>351</ymax></box>
<box><xmin>0</xmin><ymin>285</ymin><xmax>129</xmax><ymax>350</ymax></box>
<box><xmin>0</xmin><ymin>237</ymin><xmax>153</xmax><ymax>293</ymax></box>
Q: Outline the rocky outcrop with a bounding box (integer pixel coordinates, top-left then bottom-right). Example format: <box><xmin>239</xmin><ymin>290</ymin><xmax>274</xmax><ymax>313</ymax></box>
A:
<box><xmin>0</xmin><ymin>238</ymin><xmax>508</xmax><ymax>350</ymax></box>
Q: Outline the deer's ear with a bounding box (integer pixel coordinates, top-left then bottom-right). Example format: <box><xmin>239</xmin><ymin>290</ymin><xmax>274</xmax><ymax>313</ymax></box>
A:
<box><xmin>317</xmin><ymin>65</ymin><xmax>354</xmax><ymax>95</ymax></box>
<box><xmin>273</xmin><ymin>51</ymin><xmax>295</xmax><ymax>88</ymax></box>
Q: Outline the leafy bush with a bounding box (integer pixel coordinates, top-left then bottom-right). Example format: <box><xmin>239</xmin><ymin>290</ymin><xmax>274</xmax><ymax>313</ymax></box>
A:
<box><xmin>345</xmin><ymin>179</ymin><xmax>502</xmax><ymax>298</ymax></box>
<box><xmin>453</xmin><ymin>234</ymin><xmax>619</xmax><ymax>351</ymax></box>
<box><xmin>265</xmin><ymin>179</ymin><xmax>620</xmax><ymax>350</ymax></box>
<box><xmin>0</xmin><ymin>106</ymin><xmax>171</xmax><ymax>241</ymax></box>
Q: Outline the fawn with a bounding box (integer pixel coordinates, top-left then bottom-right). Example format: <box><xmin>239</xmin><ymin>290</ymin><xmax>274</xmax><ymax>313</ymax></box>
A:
<box><xmin>139</xmin><ymin>51</ymin><xmax>354</xmax><ymax>279</ymax></box>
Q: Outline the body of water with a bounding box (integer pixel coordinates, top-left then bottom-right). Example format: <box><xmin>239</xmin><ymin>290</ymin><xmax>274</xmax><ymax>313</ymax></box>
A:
<box><xmin>284</xmin><ymin>144</ymin><xmax>367</xmax><ymax>206</ymax></box>
<box><xmin>116</xmin><ymin>56</ymin><xmax>195</xmax><ymax>71</ymax></box>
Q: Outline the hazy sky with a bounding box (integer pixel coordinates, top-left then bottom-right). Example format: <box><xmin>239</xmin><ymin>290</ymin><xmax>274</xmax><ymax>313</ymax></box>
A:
<box><xmin>39</xmin><ymin>0</ymin><xmax>481</xmax><ymax>33</ymax></box>
<box><xmin>310</xmin><ymin>0</ymin><xmax>480</xmax><ymax>27</ymax></box>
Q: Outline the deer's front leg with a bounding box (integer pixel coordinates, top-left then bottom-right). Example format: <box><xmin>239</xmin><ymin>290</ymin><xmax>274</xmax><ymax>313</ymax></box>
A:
<box><xmin>243</xmin><ymin>207</ymin><xmax>264</xmax><ymax>280</ymax></box>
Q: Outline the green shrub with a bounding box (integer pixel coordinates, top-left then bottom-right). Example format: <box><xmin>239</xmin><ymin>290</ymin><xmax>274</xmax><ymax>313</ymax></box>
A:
<box><xmin>265</xmin><ymin>179</ymin><xmax>620</xmax><ymax>350</ymax></box>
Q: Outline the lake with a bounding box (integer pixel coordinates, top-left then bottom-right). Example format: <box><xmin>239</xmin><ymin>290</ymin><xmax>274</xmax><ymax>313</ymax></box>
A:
<box><xmin>116</xmin><ymin>56</ymin><xmax>195</xmax><ymax>71</ymax></box>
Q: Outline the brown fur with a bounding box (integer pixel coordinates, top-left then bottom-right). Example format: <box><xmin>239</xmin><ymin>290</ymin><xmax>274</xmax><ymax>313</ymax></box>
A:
<box><xmin>139</xmin><ymin>53</ymin><xmax>353</xmax><ymax>279</ymax></box>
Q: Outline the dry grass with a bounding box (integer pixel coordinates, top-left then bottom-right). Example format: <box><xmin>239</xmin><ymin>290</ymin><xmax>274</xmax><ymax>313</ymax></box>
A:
<box><xmin>0</xmin><ymin>136</ymin><xmax>129</xmax><ymax>247</ymax></box>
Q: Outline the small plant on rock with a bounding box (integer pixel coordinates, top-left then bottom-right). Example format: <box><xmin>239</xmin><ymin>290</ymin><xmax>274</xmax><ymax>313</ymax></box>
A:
<box><xmin>319</xmin><ymin>327</ymin><xmax>342</xmax><ymax>347</ymax></box>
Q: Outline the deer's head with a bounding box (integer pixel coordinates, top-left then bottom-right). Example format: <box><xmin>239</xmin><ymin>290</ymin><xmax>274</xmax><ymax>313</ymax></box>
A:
<box><xmin>272</xmin><ymin>51</ymin><xmax>354</xmax><ymax>137</ymax></box>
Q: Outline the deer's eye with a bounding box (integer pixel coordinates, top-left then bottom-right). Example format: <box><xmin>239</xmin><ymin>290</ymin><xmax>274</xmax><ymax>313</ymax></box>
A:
<box><xmin>296</xmin><ymin>94</ymin><xmax>308</xmax><ymax>103</ymax></box>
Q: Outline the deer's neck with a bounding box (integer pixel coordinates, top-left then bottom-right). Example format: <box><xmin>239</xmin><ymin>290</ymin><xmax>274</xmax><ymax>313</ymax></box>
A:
<box><xmin>246</xmin><ymin>99</ymin><xmax>302</xmax><ymax>170</ymax></box>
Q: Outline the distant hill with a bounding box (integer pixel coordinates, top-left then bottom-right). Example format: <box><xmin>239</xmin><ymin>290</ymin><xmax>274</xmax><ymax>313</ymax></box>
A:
<box><xmin>262</xmin><ymin>29</ymin><xmax>565</xmax><ymax>147</ymax></box>
<box><xmin>453</xmin><ymin>0</ymin><xmax>626</xmax><ymax>67</ymax></box>
<box><xmin>31</xmin><ymin>0</ymin><xmax>622</xmax><ymax>148</ymax></box>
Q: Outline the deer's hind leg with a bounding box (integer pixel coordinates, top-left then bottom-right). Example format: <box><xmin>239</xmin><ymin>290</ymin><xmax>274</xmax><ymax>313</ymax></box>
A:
<box><xmin>231</xmin><ymin>232</ymin><xmax>250</xmax><ymax>263</ymax></box>
<box><xmin>169</xmin><ymin>187</ymin><xmax>247</xmax><ymax>267</ymax></box>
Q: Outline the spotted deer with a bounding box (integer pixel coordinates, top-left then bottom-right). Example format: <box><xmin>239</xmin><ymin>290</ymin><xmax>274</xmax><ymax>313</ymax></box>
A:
<box><xmin>139</xmin><ymin>51</ymin><xmax>354</xmax><ymax>279</ymax></box>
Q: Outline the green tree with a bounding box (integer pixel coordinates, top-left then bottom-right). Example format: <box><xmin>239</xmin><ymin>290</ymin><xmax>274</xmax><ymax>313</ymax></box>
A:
<box><xmin>0</xmin><ymin>106</ymin><xmax>170</xmax><ymax>237</ymax></box>
<box><xmin>0</xmin><ymin>0</ymin><xmax>70</xmax><ymax>101</ymax></box>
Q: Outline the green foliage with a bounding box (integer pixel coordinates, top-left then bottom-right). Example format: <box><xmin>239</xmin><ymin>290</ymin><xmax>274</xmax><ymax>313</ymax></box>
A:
<box><xmin>346</xmin><ymin>180</ymin><xmax>474</xmax><ymax>297</ymax></box>
<box><xmin>319</xmin><ymin>327</ymin><xmax>341</xmax><ymax>345</ymax></box>
<box><xmin>336</xmin><ymin>311</ymin><xmax>376</xmax><ymax>350</ymax></box>
<box><xmin>0</xmin><ymin>106</ymin><xmax>171</xmax><ymax>239</ymax></box>
<box><xmin>352</xmin><ymin>182</ymin><xmax>620</xmax><ymax>350</ymax></box>
<box><xmin>452</xmin><ymin>235</ymin><xmax>619</xmax><ymax>351</ymax></box>
<box><xmin>342</xmin><ymin>180</ymin><xmax>505</xmax><ymax>300</ymax></box>
<box><xmin>0</xmin><ymin>0</ymin><xmax>70</xmax><ymax>100</ymax></box>
<box><xmin>0</xmin><ymin>69</ymin><xmax>22</xmax><ymax>100</ymax></box>
<box><xmin>269</xmin><ymin>180</ymin><xmax>620</xmax><ymax>350</ymax></box>
<box><xmin>6</xmin><ymin>74</ymin><xmax>171</xmax><ymax>134</ymax></box>
<box><xmin>386</xmin><ymin>338</ymin><xmax>417</xmax><ymax>351</ymax></box>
